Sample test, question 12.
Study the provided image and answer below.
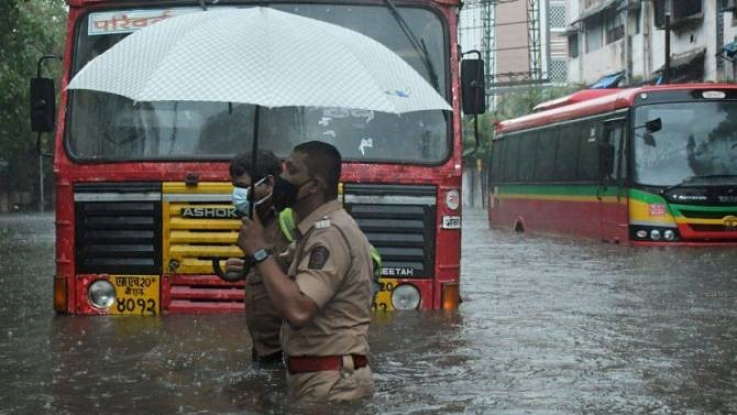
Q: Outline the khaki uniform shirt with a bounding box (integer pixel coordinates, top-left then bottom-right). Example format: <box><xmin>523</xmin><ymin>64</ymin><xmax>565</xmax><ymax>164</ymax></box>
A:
<box><xmin>245</xmin><ymin>209</ymin><xmax>290</xmax><ymax>359</ymax></box>
<box><xmin>282</xmin><ymin>199</ymin><xmax>373</xmax><ymax>357</ymax></box>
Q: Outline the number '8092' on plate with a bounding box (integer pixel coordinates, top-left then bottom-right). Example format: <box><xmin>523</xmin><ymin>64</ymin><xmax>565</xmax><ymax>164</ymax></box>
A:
<box><xmin>109</xmin><ymin>275</ymin><xmax>159</xmax><ymax>315</ymax></box>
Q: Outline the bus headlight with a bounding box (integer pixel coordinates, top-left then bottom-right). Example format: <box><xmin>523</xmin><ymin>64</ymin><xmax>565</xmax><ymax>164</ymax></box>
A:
<box><xmin>632</xmin><ymin>226</ymin><xmax>679</xmax><ymax>242</ymax></box>
<box><xmin>88</xmin><ymin>280</ymin><xmax>116</xmax><ymax>309</ymax></box>
<box><xmin>650</xmin><ymin>230</ymin><xmax>661</xmax><ymax>241</ymax></box>
<box><xmin>663</xmin><ymin>230</ymin><xmax>676</xmax><ymax>241</ymax></box>
<box><xmin>391</xmin><ymin>284</ymin><xmax>420</xmax><ymax>310</ymax></box>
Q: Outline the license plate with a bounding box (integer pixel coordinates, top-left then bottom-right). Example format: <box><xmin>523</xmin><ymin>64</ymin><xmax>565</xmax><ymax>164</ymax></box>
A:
<box><xmin>442</xmin><ymin>216</ymin><xmax>461</xmax><ymax>229</ymax></box>
<box><xmin>372</xmin><ymin>279</ymin><xmax>397</xmax><ymax>312</ymax></box>
<box><xmin>109</xmin><ymin>275</ymin><xmax>159</xmax><ymax>316</ymax></box>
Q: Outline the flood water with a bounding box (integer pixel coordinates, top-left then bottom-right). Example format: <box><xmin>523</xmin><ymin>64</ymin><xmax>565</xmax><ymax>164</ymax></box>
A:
<box><xmin>1</xmin><ymin>210</ymin><xmax>736</xmax><ymax>415</ymax></box>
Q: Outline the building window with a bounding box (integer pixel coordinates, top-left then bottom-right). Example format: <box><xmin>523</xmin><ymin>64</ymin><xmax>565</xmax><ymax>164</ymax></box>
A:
<box><xmin>673</xmin><ymin>0</ymin><xmax>702</xmax><ymax>20</ymax></box>
<box><xmin>605</xmin><ymin>9</ymin><xmax>625</xmax><ymax>44</ymax></box>
<box><xmin>654</xmin><ymin>0</ymin><xmax>666</xmax><ymax>28</ymax></box>
<box><xmin>549</xmin><ymin>59</ymin><xmax>568</xmax><ymax>83</ymax></box>
<box><xmin>654</xmin><ymin>0</ymin><xmax>703</xmax><ymax>28</ymax></box>
<box><xmin>568</xmin><ymin>33</ymin><xmax>580</xmax><ymax>58</ymax></box>
<box><xmin>549</xmin><ymin>3</ymin><xmax>567</xmax><ymax>29</ymax></box>
<box><xmin>585</xmin><ymin>16</ymin><xmax>604</xmax><ymax>52</ymax></box>
<box><xmin>632</xmin><ymin>6</ymin><xmax>641</xmax><ymax>34</ymax></box>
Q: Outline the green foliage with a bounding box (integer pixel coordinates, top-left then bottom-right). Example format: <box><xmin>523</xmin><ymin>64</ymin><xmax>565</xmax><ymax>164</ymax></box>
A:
<box><xmin>0</xmin><ymin>0</ymin><xmax>66</xmax><ymax>195</ymax></box>
<box><xmin>462</xmin><ymin>85</ymin><xmax>583</xmax><ymax>166</ymax></box>
<box><xmin>461</xmin><ymin>112</ymin><xmax>494</xmax><ymax>164</ymax></box>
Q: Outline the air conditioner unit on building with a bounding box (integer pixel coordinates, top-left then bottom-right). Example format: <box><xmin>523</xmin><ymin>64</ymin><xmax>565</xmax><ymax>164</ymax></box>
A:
<box><xmin>723</xmin><ymin>0</ymin><xmax>736</xmax><ymax>12</ymax></box>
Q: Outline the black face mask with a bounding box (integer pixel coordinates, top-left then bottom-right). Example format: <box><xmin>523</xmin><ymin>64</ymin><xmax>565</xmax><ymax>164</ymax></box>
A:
<box><xmin>272</xmin><ymin>176</ymin><xmax>312</xmax><ymax>211</ymax></box>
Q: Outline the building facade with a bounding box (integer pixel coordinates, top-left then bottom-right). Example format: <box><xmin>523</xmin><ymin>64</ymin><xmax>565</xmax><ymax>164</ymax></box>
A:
<box><xmin>549</xmin><ymin>0</ymin><xmax>571</xmax><ymax>84</ymax></box>
<box><xmin>493</xmin><ymin>0</ymin><xmax>570</xmax><ymax>86</ymax></box>
<box><xmin>567</xmin><ymin>0</ymin><xmax>737</xmax><ymax>86</ymax></box>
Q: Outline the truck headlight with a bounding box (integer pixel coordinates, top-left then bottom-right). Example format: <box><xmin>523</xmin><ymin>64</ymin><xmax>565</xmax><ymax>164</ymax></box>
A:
<box><xmin>445</xmin><ymin>189</ymin><xmax>460</xmax><ymax>211</ymax></box>
<box><xmin>391</xmin><ymin>284</ymin><xmax>420</xmax><ymax>310</ymax></box>
<box><xmin>88</xmin><ymin>280</ymin><xmax>116</xmax><ymax>309</ymax></box>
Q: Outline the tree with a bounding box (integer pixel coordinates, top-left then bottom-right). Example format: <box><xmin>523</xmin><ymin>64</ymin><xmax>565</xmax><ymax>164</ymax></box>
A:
<box><xmin>0</xmin><ymin>0</ymin><xmax>67</xmax><ymax>208</ymax></box>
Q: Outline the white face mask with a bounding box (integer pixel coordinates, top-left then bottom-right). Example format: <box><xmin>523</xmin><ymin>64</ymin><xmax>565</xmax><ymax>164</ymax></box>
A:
<box><xmin>231</xmin><ymin>176</ymin><xmax>271</xmax><ymax>217</ymax></box>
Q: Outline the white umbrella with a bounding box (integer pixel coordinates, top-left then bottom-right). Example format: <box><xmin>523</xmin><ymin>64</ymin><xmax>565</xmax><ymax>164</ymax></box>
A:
<box><xmin>67</xmin><ymin>7</ymin><xmax>451</xmax><ymax>114</ymax></box>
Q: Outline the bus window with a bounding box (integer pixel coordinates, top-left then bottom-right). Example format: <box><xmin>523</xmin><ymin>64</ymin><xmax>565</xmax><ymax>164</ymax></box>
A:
<box><xmin>535</xmin><ymin>127</ymin><xmax>558</xmax><ymax>181</ymax></box>
<box><xmin>503</xmin><ymin>135</ymin><xmax>521</xmax><ymax>182</ymax></box>
<box><xmin>491</xmin><ymin>139</ymin><xmax>504</xmax><ymax>184</ymax></box>
<box><xmin>555</xmin><ymin>124</ymin><xmax>580</xmax><ymax>181</ymax></box>
<box><xmin>578</xmin><ymin>122</ymin><xmax>599</xmax><ymax>181</ymax></box>
<box><xmin>603</xmin><ymin>120</ymin><xmax>626</xmax><ymax>182</ymax></box>
<box><xmin>518</xmin><ymin>132</ymin><xmax>538</xmax><ymax>182</ymax></box>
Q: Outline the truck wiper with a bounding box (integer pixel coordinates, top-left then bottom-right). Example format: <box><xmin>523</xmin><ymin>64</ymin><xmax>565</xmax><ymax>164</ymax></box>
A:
<box><xmin>384</xmin><ymin>0</ymin><xmax>440</xmax><ymax>91</ymax></box>
<box><xmin>661</xmin><ymin>174</ymin><xmax>737</xmax><ymax>194</ymax></box>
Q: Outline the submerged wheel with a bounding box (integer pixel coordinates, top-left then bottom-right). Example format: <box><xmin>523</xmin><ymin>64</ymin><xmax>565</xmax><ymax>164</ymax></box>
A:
<box><xmin>513</xmin><ymin>220</ymin><xmax>525</xmax><ymax>233</ymax></box>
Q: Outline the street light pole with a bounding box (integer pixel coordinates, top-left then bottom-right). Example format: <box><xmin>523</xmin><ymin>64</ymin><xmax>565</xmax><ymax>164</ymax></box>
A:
<box><xmin>664</xmin><ymin>12</ymin><xmax>671</xmax><ymax>85</ymax></box>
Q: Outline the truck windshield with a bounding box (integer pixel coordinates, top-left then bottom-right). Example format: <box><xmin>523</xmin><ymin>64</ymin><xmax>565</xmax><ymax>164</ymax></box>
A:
<box><xmin>633</xmin><ymin>101</ymin><xmax>737</xmax><ymax>187</ymax></box>
<box><xmin>67</xmin><ymin>5</ymin><xmax>449</xmax><ymax>164</ymax></box>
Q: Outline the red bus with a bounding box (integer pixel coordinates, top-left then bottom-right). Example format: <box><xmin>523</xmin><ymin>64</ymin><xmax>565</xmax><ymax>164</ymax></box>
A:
<box><xmin>35</xmin><ymin>0</ymin><xmax>484</xmax><ymax>315</ymax></box>
<box><xmin>488</xmin><ymin>84</ymin><xmax>737</xmax><ymax>246</ymax></box>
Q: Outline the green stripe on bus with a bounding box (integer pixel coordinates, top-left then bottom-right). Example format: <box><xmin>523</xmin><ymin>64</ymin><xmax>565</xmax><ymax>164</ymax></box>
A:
<box><xmin>628</xmin><ymin>188</ymin><xmax>666</xmax><ymax>204</ymax></box>
<box><xmin>495</xmin><ymin>184</ymin><xmax>616</xmax><ymax>198</ymax></box>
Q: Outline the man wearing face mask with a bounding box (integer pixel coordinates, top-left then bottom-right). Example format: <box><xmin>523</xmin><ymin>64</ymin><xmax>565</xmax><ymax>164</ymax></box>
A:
<box><xmin>226</xmin><ymin>150</ymin><xmax>290</xmax><ymax>365</ymax></box>
<box><xmin>237</xmin><ymin>141</ymin><xmax>374</xmax><ymax>403</ymax></box>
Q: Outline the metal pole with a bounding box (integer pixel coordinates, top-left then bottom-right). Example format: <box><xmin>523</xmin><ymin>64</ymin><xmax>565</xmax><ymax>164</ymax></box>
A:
<box><xmin>624</xmin><ymin>5</ymin><xmax>630</xmax><ymax>85</ymax></box>
<box><xmin>38</xmin><ymin>136</ymin><xmax>43</xmax><ymax>212</ymax></box>
<box><xmin>664</xmin><ymin>13</ymin><xmax>671</xmax><ymax>85</ymax></box>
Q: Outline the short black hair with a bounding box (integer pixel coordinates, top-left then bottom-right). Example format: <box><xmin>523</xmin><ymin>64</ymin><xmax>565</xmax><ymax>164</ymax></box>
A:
<box><xmin>293</xmin><ymin>141</ymin><xmax>342</xmax><ymax>199</ymax></box>
<box><xmin>229</xmin><ymin>150</ymin><xmax>282</xmax><ymax>182</ymax></box>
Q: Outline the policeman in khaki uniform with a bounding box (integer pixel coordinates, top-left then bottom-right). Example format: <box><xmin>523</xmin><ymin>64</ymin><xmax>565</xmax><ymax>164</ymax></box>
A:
<box><xmin>238</xmin><ymin>141</ymin><xmax>374</xmax><ymax>402</ymax></box>
<box><xmin>225</xmin><ymin>151</ymin><xmax>290</xmax><ymax>364</ymax></box>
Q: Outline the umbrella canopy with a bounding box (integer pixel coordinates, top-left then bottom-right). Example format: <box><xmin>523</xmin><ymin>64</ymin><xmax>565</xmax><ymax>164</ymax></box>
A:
<box><xmin>67</xmin><ymin>7</ymin><xmax>451</xmax><ymax>114</ymax></box>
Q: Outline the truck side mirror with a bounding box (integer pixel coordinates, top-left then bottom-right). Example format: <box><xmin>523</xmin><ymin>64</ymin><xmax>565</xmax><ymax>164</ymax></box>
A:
<box><xmin>599</xmin><ymin>142</ymin><xmax>615</xmax><ymax>179</ymax></box>
<box><xmin>461</xmin><ymin>59</ymin><xmax>486</xmax><ymax>115</ymax></box>
<box><xmin>30</xmin><ymin>77</ymin><xmax>56</xmax><ymax>133</ymax></box>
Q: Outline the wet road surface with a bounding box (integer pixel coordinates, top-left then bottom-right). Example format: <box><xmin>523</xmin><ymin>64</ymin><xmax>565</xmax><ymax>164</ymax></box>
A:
<box><xmin>1</xmin><ymin>210</ymin><xmax>736</xmax><ymax>414</ymax></box>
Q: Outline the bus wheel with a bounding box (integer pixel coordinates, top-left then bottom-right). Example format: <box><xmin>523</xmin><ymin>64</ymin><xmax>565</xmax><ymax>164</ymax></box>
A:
<box><xmin>513</xmin><ymin>220</ymin><xmax>525</xmax><ymax>233</ymax></box>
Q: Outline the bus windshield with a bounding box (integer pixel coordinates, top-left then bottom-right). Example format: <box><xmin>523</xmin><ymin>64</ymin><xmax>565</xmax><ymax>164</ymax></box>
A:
<box><xmin>67</xmin><ymin>5</ymin><xmax>449</xmax><ymax>163</ymax></box>
<box><xmin>633</xmin><ymin>101</ymin><xmax>737</xmax><ymax>187</ymax></box>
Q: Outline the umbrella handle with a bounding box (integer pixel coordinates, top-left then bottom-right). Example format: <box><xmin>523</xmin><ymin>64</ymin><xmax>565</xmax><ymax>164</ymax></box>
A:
<box><xmin>212</xmin><ymin>257</ymin><xmax>251</xmax><ymax>282</ymax></box>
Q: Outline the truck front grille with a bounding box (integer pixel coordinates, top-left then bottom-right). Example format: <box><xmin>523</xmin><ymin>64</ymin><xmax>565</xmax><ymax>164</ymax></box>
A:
<box><xmin>74</xmin><ymin>183</ymin><xmax>162</xmax><ymax>275</ymax></box>
<box><xmin>343</xmin><ymin>184</ymin><xmax>436</xmax><ymax>278</ymax></box>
